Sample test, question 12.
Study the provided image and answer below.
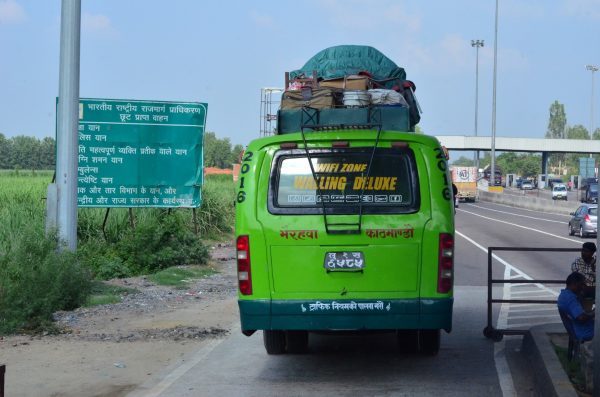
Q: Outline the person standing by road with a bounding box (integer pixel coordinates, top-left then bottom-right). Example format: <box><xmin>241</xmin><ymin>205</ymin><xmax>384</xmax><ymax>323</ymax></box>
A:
<box><xmin>452</xmin><ymin>183</ymin><xmax>458</xmax><ymax>209</ymax></box>
<box><xmin>557</xmin><ymin>272</ymin><xmax>595</xmax><ymax>340</ymax></box>
<box><xmin>571</xmin><ymin>242</ymin><xmax>596</xmax><ymax>299</ymax></box>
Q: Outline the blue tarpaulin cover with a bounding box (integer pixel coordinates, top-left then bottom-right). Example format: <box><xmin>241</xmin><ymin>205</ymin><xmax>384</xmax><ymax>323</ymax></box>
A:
<box><xmin>289</xmin><ymin>45</ymin><xmax>406</xmax><ymax>85</ymax></box>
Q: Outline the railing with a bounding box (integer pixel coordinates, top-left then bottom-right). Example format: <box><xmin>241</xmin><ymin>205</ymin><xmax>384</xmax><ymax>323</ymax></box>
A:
<box><xmin>483</xmin><ymin>246</ymin><xmax>580</xmax><ymax>341</ymax></box>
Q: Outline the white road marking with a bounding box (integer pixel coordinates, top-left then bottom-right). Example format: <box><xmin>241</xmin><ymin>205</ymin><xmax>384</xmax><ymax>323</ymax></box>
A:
<box><xmin>456</xmin><ymin>230</ymin><xmax>516</xmax><ymax>396</ymax></box>
<box><xmin>508</xmin><ymin>312</ymin><xmax>560</xmax><ymax>320</ymax></box>
<box><xmin>456</xmin><ymin>230</ymin><xmax>560</xmax><ymax>297</ymax></box>
<box><xmin>126</xmin><ymin>338</ymin><xmax>224</xmax><ymax>397</ymax></box>
<box><xmin>508</xmin><ymin>320</ymin><xmax>562</xmax><ymax>328</ymax></box>
<box><xmin>508</xmin><ymin>307</ymin><xmax>559</xmax><ymax>313</ymax></box>
<box><xmin>495</xmin><ymin>264</ymin><xmax>517</xmax><ymax>397</ymax></box>
<box><xmin>456</xmin><ymin>227</ymin><xmax>571</xmax><ymax>397</ymax></box>
<box><xmin>512</xmin><ymin>290</ymin><xmax>556</xmax><ymax>296</ymax></box>
<box><xmin>465</xmin><ymin>204</ymin><xmax>567</xmax><ymax>224</ymax></box>
<box><xmin>458</xmin><ymin>208</ymin><xmax>581</xmax><ymax>244</ymax></box>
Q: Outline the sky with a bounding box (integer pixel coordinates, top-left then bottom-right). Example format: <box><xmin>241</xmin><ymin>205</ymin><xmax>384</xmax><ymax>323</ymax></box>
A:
<box><xmin>1</xmin><ymin>0</ymin><xmax>599</xmax><ymax>147</ymax></box>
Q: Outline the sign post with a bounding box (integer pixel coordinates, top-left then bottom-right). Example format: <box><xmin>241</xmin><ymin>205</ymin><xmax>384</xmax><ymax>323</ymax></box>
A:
<box><xmin>579</xmin><ymin>157</ymin><xmax>596</xmax><ymax>179</ymax></box>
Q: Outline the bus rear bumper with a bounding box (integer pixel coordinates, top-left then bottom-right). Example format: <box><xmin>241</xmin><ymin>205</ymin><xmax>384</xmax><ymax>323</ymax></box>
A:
<box><xmin>238</xmin><ymin>298</ymin><xmax>453</xmax><ymax>334</ymax></box>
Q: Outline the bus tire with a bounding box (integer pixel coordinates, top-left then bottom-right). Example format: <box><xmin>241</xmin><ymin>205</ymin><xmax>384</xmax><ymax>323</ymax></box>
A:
<box><xmin>397</xmin><ymin>330</ymin><xmax>419</xmax><ymax>353</ymax></box>
<box><xmin>285</xmin><ymin>331</ymin><xmax>309</xmax><ymax>354</ymax></box>
<box><xmin>418</xmin><ymin>329</ymin><xmax>440</xmax><ymax>355</ymax></box>
<box><xmin>263</xmin><ymin>330</ymin><xmax>286</xmax><ymax>355</ymax></box>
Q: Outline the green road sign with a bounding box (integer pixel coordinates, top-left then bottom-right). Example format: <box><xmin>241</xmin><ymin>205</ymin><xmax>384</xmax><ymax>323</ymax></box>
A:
<box><xmin>75</xmin><ymin>98</ymin><xmax>207</xmax><ymax>208</ymax></box>
<box><xmin>579</xmin><ymin>157</ymin><xmax>596</xmax><ymax>179</ymax></box>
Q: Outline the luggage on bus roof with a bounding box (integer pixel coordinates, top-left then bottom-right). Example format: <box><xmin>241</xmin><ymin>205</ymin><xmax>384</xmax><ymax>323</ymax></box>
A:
<box><xmin>289</xmin><ymin>45</ymin><xmax>407</xmax><ymax>89</ymax></box>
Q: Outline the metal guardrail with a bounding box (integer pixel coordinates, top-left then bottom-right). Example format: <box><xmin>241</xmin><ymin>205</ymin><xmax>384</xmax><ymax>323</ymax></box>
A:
<box><xmin>483</xmin><ymin>246</ymin><xmax>580</xmax><ymax>341</ymax></box>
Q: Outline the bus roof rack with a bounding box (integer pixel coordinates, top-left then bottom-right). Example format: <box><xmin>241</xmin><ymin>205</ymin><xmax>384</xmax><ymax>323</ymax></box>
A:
<box><xmin>301</xmin><ymin>123</ymin><xmax>382</xmax><ymax>132</ymax></box>
<box><xmin>299</xmin><ymin>122</ymin><xmax>383</xmax><ymax>235</ymax></box>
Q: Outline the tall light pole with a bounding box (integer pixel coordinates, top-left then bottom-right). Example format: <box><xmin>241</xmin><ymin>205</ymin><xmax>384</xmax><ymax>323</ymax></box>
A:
<box><xmin>491</xmin><ymin>0</ymin><xmax>499</xmax><ymax>187</ymax></box>
<box><xmin>55</xmin><ymin>0</ymin><xmax>81</xmax><ymax>251</ymax></box>
<box><xmin>590</xmin><ymin>63</ymin><xmax>600</xmax><ymax>397</ymax></box>
<box><xmin>586</xmin><ymin>65</ymin><xmax>598</xmax><ymax>159</ymax></box>
<box><xmin>472</xmin><ymin>39</ymin><xmax>484</xmax><ymax>171</ymax></box>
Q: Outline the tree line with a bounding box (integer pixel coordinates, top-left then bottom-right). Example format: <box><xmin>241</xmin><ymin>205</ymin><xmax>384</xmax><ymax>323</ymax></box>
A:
<box><xmin>452</xmin><ymin>100</ymin><xmax>600</xmax><ymax>177</ymax></box>
<box><xmin>0</xmin><ymin>132</ymin><xmax>244</xmax><ymax>170</ymax></box>
<box><xmin>0</xmin><ymin>134</ymin><xmax>55</xmax><ymax>169</ymax></box>
<box><xmin>452</xmin><ymin>152</ymin><xmax>542</xmax><ymax>177</ymax></box>
<box><xmin>544</xmin><ymin>100</ymin><xmax>600</xmax><ymax>175</ymax></box>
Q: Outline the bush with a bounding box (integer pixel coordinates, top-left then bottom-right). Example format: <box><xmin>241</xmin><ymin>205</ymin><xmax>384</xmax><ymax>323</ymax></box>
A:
<box><xmin>78</xmin><ymin>239</ymin><xmax>131</xmax><ymax>279</ymax></box>
<box><xmin>0</xmin><ymin>228</ymin><xmax>92</xmax><ymax>334</ymax></box>
<box><xmin>116</xmin><ymin>211</ymin><xmax>209</xmax><ymax>275</ymax></box>
<box><xmin>198</xmin><ymin>174</ymin><xmax>236</xmax><ymax>238</ymax></box>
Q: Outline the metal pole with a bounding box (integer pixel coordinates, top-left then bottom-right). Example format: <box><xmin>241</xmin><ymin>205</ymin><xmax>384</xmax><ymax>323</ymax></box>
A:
<box><xmin>55</xmin><ymin>0</ymin><xmax>81</xmax><ymax>251</ymax></box>
<box><xmin>587</xmin><ymin>65</ymin><xmax>598</xmax><ymax>161</ymax></box>
<box><xmin>593</xmin><ymin>69</ymin><xmax>596</xmax><ymax>140</ymax></box>
<box><xmin>596</xmin><ymin>212</ymin><xmax>600</xmax><ymax>397</ymax></box>
<box><xmin>472</xmin><ymin>40</ymin><xmax>484</xmax><ymax>171</ymax></box>
<box><xmin>490</xmin><ymin>0</ymin><xmax>499</xmax><ymax>187</ymax></box>
<box><xmin>487</xmin><ymin>248</ymin><xmax>493</xmax><ymax>330</ymax></box>
<box><xmin>594</xmin><ymin>67</ymin><xmax>600</xmax><ymax>397</ymax></box>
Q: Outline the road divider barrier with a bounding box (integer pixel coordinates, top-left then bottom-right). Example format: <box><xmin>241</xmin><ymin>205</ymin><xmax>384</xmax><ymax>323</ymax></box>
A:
<box><xmin>478</xmin><ymin>188</ymin><xmax>578</xmax><ymax>215</ymax></box>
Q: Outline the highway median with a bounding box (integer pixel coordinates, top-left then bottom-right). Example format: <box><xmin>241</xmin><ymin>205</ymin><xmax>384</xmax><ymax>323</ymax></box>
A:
<box><xmin>478</xmin><ymin>188</ymin><xmax>579</xmax><ymax>216</ymax></box>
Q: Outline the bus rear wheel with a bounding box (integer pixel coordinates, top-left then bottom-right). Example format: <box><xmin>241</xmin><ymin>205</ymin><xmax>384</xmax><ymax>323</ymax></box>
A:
<box><xmin>397</xmin><ymin>330</ymin><xmax>419</xmax><ymax>353</ymax></box>
<box><xmin>285</xmin><ymin>331</ymin><xmax>309</xmax><ymax>354</ymax></box>
<box><xmin>418</xmin><ymin>329</ymin><xmax>440</xmax><ymax>355</ymax></box>
<box><xmin>263</xmin><ymin>330</ymin><xmax>286</xmax><ymax>355</ymax></box>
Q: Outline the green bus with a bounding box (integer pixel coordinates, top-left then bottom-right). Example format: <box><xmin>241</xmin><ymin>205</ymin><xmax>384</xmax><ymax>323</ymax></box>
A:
<box><xmin>235</xmin><ymin>129</ymin><xmax>454</xmax><ymax>355</ymax></box>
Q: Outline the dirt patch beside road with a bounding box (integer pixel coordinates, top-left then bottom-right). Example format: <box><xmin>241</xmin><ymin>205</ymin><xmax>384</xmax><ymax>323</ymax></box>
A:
<box><xmin>0</xmin><ymin>242</ymin><xmax>238</xmax><ymax>397</ymax></box>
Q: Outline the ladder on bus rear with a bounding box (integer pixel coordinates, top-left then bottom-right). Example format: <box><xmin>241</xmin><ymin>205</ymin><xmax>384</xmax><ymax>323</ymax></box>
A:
<box><xmin>300</xmin><ymin>106</ymin><xmax>383</xmax><ymax>235</ymax></box>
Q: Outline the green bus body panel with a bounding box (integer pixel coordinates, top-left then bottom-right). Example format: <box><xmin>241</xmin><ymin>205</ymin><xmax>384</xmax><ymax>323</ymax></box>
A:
<box><xmin>238</xmin><ymin>298</ymin><xmax>453</xmax><ymax>331</ymax></box>
<box><xmin>235</xmin><ymin>130</ymin><xmax>454</xmax><ymax>332</ymax></box>
<box><xmin>270</xmin><ymin>244</ymin><xmax>419</xmax><ymax>294</ymax></box>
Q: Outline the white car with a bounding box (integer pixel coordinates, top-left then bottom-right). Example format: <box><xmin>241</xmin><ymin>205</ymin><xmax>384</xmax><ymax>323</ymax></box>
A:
<box><xmin>521</xmin><ymin>181</ymin><xmax>533</xmax><ymax>190</ymax></box>
<box><xmin>552</xmin><ymin>184</ymin><xmax>568</xmax><ymax>200</ymax></box>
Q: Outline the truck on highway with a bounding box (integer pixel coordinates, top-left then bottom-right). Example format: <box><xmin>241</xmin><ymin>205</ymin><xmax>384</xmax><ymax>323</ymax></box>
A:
<box><xmin>579</xmin><ymin>177</ymin><xmax>598</xmax><ymax>203</ymax></box>
<box><xmin>236</xmin><ymin>45</ymin><xmax>454</xmax><ymax>356</ymax></box>
<box><xmin>451</xmin><ymin>166</ymin><xmax>477</xmax><ymax>202</ymax></box>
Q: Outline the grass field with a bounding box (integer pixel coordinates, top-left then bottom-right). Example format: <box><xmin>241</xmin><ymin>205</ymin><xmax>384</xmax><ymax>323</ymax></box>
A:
<box><xmin>0</xmin><ymin>170</ymin><xmax>236</xmax><ymax>333</ymax></box>
<box><xmin>0</xmin><ymin>170</ymin><xmax>235</xmax><ymax>248</ymax></box>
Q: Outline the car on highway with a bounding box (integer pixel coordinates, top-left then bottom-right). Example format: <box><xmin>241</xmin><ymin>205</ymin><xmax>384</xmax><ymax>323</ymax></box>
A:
<box><xmin>580</xmin><ymin>182</ymin><xmax>598</xmax><ymax>203</ymax></box>
<box><xmin>521</xmin><ymin>181</ymin><xmax>533</xmax><ymax>190</ymax></box>
<box><xmin>552</xmin><ymin>183</ymin><xmax>568</xmax><ymax>200</ymax></box>
<box><xmin>547</xmin><ymin>178</ymin><xmax>564</xmax><ymax>189</ymax></box>
<box><xmin>515</xmin><ymin>177</ymin><xmax>523</xmax><ymax>189</ymax></box>
<box><xmin>569</xmin><ymin>204</ymin><xmax>598</xmax><ymax>238</ymax></box>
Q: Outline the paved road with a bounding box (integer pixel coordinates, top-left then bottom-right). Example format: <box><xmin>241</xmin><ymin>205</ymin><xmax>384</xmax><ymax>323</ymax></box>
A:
<box><xmin>129</xmin><ymin>201</ymin><xmax>584</xmax><ymax>397</ymax></box>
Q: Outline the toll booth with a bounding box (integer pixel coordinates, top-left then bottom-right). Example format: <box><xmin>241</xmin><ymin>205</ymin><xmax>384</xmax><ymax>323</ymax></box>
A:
<box><xmin>537</xmin><ymin>174</ymin><xmax>546</xmax><ymax>189</ymax></box>
<box><xmin>505</xmin><ymin>174</ymin><xmax>517</xmax><ymax>188</ymax></box>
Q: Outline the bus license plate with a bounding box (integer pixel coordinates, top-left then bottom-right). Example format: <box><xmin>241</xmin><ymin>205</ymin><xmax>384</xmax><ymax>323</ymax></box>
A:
<box><xmin>324</xmin><ymin>252</ymin><xmax>365</xmax><ymax>271</ymax></box>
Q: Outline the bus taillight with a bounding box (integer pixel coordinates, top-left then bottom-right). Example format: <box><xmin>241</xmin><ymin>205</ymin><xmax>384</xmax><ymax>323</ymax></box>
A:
<box><xmin>237</xmin><ymin>235</ymin><xmax>252</xmax><ymax>295</ymax></box>
<box><xmin>437</xmin><ymin>233</ymin><xmax>454</xmax><ymax>293</ymax></box>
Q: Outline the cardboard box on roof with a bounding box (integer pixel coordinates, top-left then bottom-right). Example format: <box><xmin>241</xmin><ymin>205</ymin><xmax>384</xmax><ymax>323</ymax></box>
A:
<box><xmin>320</xmin><ymin>75</ymin><xmax>368</xmax><ymax>90</ymax></box>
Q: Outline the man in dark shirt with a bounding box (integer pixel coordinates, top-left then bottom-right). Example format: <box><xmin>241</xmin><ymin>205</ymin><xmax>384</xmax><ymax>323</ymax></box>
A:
<box><xmin>557</xmin><ymin>272</ymin><xmax>594</xmax><ymax>340</ymax></box>
<box><xmin>571</xmin><ymin>242</ymin><xmax>596</xmax><ymax>298</ymax></box>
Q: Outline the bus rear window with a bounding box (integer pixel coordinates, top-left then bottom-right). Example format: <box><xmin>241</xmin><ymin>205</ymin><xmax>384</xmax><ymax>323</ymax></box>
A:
<box><xmin>269</xmin><ymin>148</ymin><xmax>419</xmax><ymax>215</ymax></box>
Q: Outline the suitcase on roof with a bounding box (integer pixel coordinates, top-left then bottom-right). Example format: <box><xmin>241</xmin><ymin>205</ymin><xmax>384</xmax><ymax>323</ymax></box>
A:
<box><xmin>281</xmin><ymin>88</ymin><xmax>338</xmax><ymax>110</ymax></box>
